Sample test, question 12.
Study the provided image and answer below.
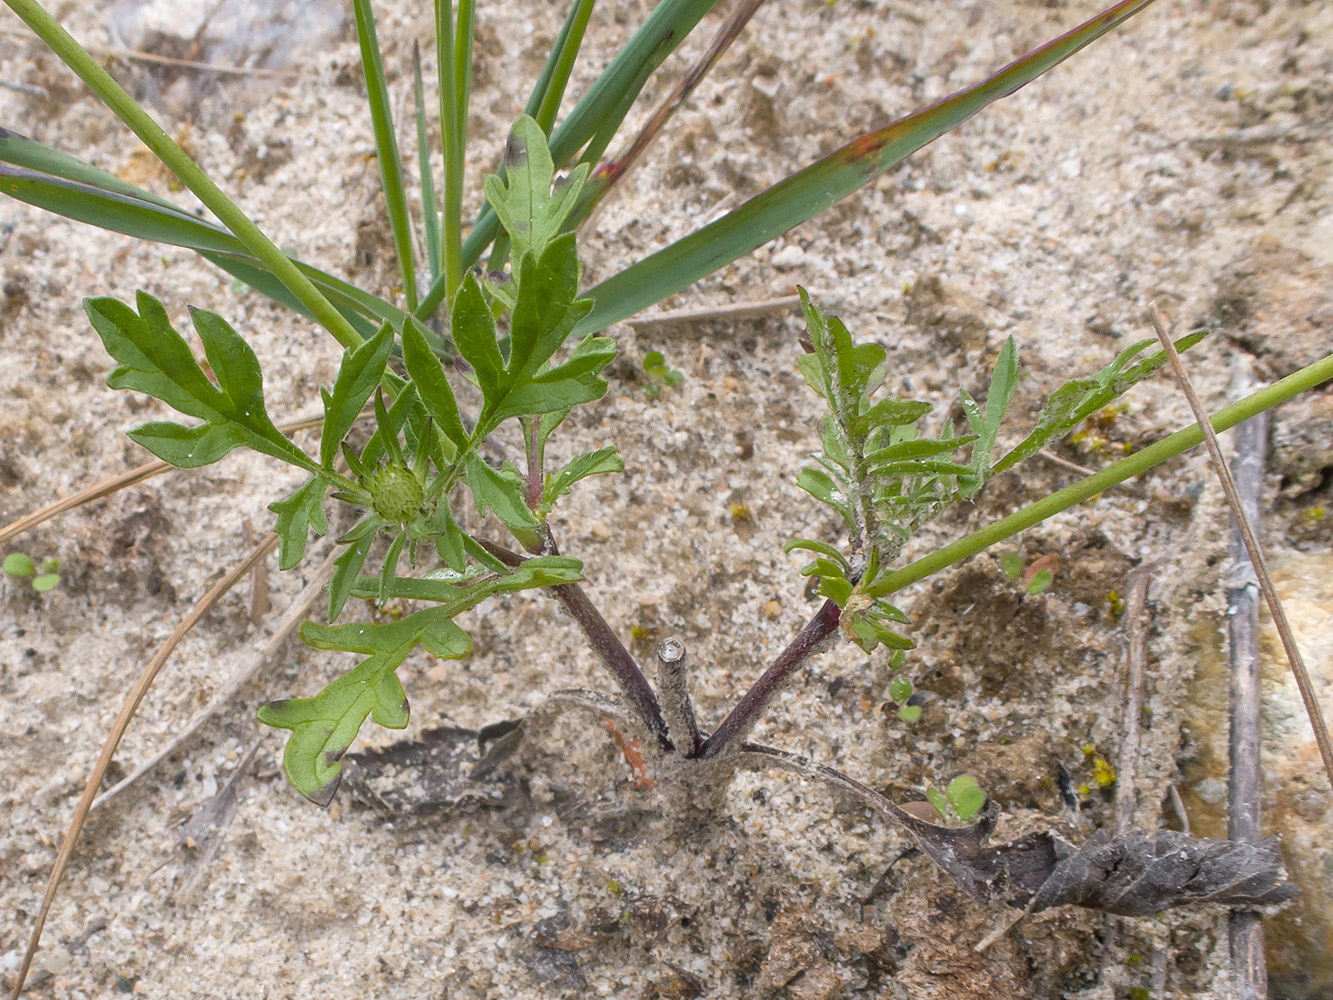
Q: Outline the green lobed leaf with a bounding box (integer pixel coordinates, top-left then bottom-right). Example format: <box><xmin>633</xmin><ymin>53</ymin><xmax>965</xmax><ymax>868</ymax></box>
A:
<box><xmin>543</xmin><ymin>446</ymin><xmax>623</xmax><ymax>512</ymax></box>
<box><xmin>86</xmin><ymin>292</ymin><xmax>311</xmax><ymax>469</ymax></box>
<box><xmin>269</xmin><ymin>475</ymin><xmax>331</xmax><ymax>571</ymax></box>
<box><xmin>320</xmin><ymin>323</ymin><xmax>394</xmax><ymax>469</ymax></box>
<box><xmin>483</xmin><ymin>115</ymin><xmax>590</xmax><ymax>261</ymax></box>
<box><xmin>257</xmin><ymin>605</ymin><xmax>470</xmax><ymax>805</ymax></box>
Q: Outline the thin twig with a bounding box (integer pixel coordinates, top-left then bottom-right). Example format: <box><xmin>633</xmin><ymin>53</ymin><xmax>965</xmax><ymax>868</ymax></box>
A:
<box><xmin>0</xmin><ymin>410</ymin><xmax>333</xmax><ymax>546</ymax></box>
<box><xmin>697</xmin><ymin>599</ymin><xmax>841</xmax><ymax>759</ymax></box>
<box><xmin>90</xmin><ymin>543</ymin><xmax>339</xmax><ymax>810</ymax></box>
<box><xmin>626</xmin><ymin>294</ymin><xmax>804</xmax><ymax>330</ymax></box>
<box><xmin>1149</xmin><ymin>302</ymin><xmax>1333</xmax><ymax>791</ymax></box>
<box><xmin>1223</xmin><ymin>362</ymin><xmax>1270</xmax><ymax>1000</ymax></box>
<box><xmin>12</xmin><ymin>532</ymin><xmax>278</xmax><ymax>999</ymax></box>
<box><xmin>1113</xmin><ymin>565</ymin><xmax>1154</xmax><ymax>835</ymax></box>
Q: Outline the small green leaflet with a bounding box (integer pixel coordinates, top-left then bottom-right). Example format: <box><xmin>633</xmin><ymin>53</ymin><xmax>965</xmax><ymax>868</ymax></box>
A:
<box><xmin>484</xmin><ymin>114</ymin><xmax>591</xmax><ymax>261</ymax></box>
<box><xmin>269</xmin><ymin>474</ymin><xmax>330</xmax><ymax>571</ymax></box>
<box><xmin>958</xmin><ymin>336</ymin><xmax>1018</xmax><ymax>496</ymax></box>
<box><xmin>257</xmin><ymin>606</ymin><xmax>471</xmax><ymax>805</ymax></box>
<box><xmin>543</xmin><ymin>446</ymin><xmax>623</xmax><ymax>514</ymax></box>
<box><xmin>466</xmin><ymin>453</ymin><xmax>539</xmax><ymax>533</ymax></box>
<box><xmin>401</xmin><ymin>316</ymin><xmax>469</xmax><ymax>450</ymax></box>
<box><xmin>995</xmin><ymin>332</ymin><xmax>1207</xmax><ymax>473</ymax></box>
<box><xmin>85</xmin><ymin>292</ymin><xmax>311</xmax><ymax>469</ymax></box>
<box><xmin>319</xmin><ymin>322</ymin><xmax>393</xmax><ymax>469</ymax></box>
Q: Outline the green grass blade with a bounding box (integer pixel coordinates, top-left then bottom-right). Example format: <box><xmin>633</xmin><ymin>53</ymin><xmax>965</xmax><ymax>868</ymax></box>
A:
<box><xmin>0</xmin><ymin>162</ymin><xmax>404</xmax><ymax>330</ymax></box>
<box><xmin>412</xmin><ymin>42</ymin><xmax>442</xmax><ymax>281</ymax></box>
<box><xmin>353</xmin><ymin>0</ymin><xmax>418</xmax><ymax>311</ymax></box>
<box><xmin>3</xmin><ymin>0</ymin><xmax>363</xmax><ymax>349</ymax></box>
<box><xmin>455</xmin><ymin>0</ymin><xmax>476</xmax><ymax>160</ymax></box>
<box><xmin>534</xmin><ymin>0</ymin><xmax>596</xmax><ymax>134</ymax></box>
<box><xmin>575</xmin><ymin>0</ymin><xmax>1158</xmax><ymax>334</ymax></box>
<box><xmin>436</xmin><ymin>0</ymin><xmax>463</xmax><ymax>298</ymax></box>
<box><xmin>415</xmin><ymin>0</ymin><xmax>723</xmax><ymax>320</ymax></box>
<box><xmin>0</xmin><ymin>125</ymin><xmax>188</xmax><ymax>212</ymax></box>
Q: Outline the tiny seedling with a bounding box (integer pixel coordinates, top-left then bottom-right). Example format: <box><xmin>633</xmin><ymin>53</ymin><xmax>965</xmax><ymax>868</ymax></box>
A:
<box><xmin>3</xmin><ymin>552</ymin><xmax>60</xmax><ymax>593</ymax></box>
<box><xmin>1000</xmin><ymin>551</ymin><xmax>1058</xmax><ymax>596</ymax></box>
<box><xmin>926</xmin><ymin>774</ymin><xmax>988</xmax><ymax>824</ymax></box>
<box><xmin>641</xmin><ymin>349</ymin><xmax>684</xmax><ymax>398</ymax></box>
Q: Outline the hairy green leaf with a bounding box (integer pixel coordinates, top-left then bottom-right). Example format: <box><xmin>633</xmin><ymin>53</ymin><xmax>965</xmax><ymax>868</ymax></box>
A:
<box><xmin>995</xmin><ymin>332</ymin><xmax>1206</xmax><ymax>473</ymax></box>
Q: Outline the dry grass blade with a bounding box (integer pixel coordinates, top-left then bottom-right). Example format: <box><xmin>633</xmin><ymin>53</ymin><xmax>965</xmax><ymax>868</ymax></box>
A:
<box><xmin>578</xmin><ymin>0</ymin><xmax>767</xmax><ymax>233</ymax></box>
<box><xmin>0</xmin><ymin>409</ymin><xmax>338</xmax><ymax>546</ymax></box>
<box><xmin>91</xmin><ymin>543</ymin><xmax>340</xmax><ymax>810</ymax></box>
<box><xmin>10</xmin><ymin>531</ymin><xmax>279</xmax><ymax>1000</ymax></box>
<box><xmin>1148</xmin><ymin>302</ymin><xmax>1333</xmax><ymax>792</ymax></box>
<box><xmin>627</xmin><ymin>293</ymin><xmax>803</xmax><ymax>329</ymax></box>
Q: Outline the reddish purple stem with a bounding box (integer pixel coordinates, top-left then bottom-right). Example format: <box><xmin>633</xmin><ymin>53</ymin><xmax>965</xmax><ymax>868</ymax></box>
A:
<box><xmin>696</xmin><ymin>600</ymin><xmax>842</xmax><ymax>759</ymax></box>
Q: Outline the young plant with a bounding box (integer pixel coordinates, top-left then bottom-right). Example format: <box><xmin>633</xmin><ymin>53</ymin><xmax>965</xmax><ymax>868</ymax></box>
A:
<box><xmin>642</xmin><ymin>349</ymin><xmax>685</xmax><ymax>398</ymax></box>
<box><xmin>1000</xmin><ymin>551</ymin><xmax>1058</xmax><ymax>596</ymax></box>
<box><xmin>3</xmin><ymin>0</ymin><xmax>1328</xmax><ymax>992</ymax></box>
<box><xmin>2</xmin><ymin>552</ymin><xmax>60</xmax><ymax>593</ymax></box>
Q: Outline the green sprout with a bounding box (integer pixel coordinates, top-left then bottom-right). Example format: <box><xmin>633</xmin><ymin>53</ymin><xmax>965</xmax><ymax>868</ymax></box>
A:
<box><xmin>3</xmin><ymin>552</ymin><xmax>61</xmax><ymax>593</ymax></box>
<box><xmin>642</xmin><ymin>350</ymin><xmax>684</xmax><ymax>397</ymax></box>
<box><xmin>926</xmin><ymin>774</ymin><xmax>987</xmax><ymax>823</ymax></box>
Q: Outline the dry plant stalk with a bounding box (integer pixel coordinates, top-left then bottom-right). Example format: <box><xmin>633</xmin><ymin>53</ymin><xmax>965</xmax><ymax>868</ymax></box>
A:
<box><xmin>1148</xmin><ymin>302</ymin><xmax>1333</xmax><ymax>792</ymax></box>
<box><xmin>11</xmin><ymin>533</ymin><xmax>279</xmax><ymax>997</ymax></box>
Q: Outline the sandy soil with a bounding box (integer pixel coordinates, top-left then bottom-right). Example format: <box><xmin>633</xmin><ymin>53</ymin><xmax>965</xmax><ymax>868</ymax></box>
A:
<box><xmin>1</xmin><ymin>0</ymin><xmax>1331</xmax><ymax>997</ymax></box>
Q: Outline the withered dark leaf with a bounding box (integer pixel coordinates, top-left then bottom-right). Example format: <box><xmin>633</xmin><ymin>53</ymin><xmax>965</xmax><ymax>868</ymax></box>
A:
<box><xmin>340</xmin><ymin>724</ymin><xmax>522</xmax><ymax>816</ymax></box>
<box><xmin>1023</xmin><ymin>830</ymin><xmax>1299</xmax><ymax>916</ymax></box>
<box><xmin>739</xmin><ymin>743</ymin><xmax>1297</xmax><ymax>917</ymax></box>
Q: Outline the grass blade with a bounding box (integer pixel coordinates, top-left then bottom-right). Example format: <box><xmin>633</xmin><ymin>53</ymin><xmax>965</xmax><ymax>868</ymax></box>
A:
<box><xmin>0</xmin><ymin>162</ymin><xmax>404</xmax><ymax>331</ymax></box>
<box><xmin>415</xmin><ymin>0</ymin><xmax>724</xmax><ymax>320</ymax></box>
<box><xmin>436</xmin><ymin>0</ymin><xmax>462</xmax><ymax>297</ymax></box>
<box><xmin>534</xmin><ymin>0</ymin><xmax>597</xmax><ymax>133</ymax></box>
<box><xmin>412</xmin><ymin>42</ymin><xmax>442</xmax><ymax>281</ymax></box>
<box><xmin>3</xmin><ymin>0</ymin><xmax>363</xmax><ymax>348</ymax></box>
<box><xmin>575</xmin><ymin>0</ymin><xmax>1158</xmax><ymax>334</ymax></box>
<box><xmin>353</xmin><ymin>0</ymin><xmax>418</xmax><ymax>310</ymax></box>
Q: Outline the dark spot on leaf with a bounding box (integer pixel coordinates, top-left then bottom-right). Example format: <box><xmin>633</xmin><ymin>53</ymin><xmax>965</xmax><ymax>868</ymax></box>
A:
<box><xmin>505</xmin><ymin>134</ymin><xmax>527</xmax><ymax>171</ymax></box>
<box><xmin>305</xmin><ymin>773</ymin><xmax>342</xmax><ymax>809</ymax></box>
